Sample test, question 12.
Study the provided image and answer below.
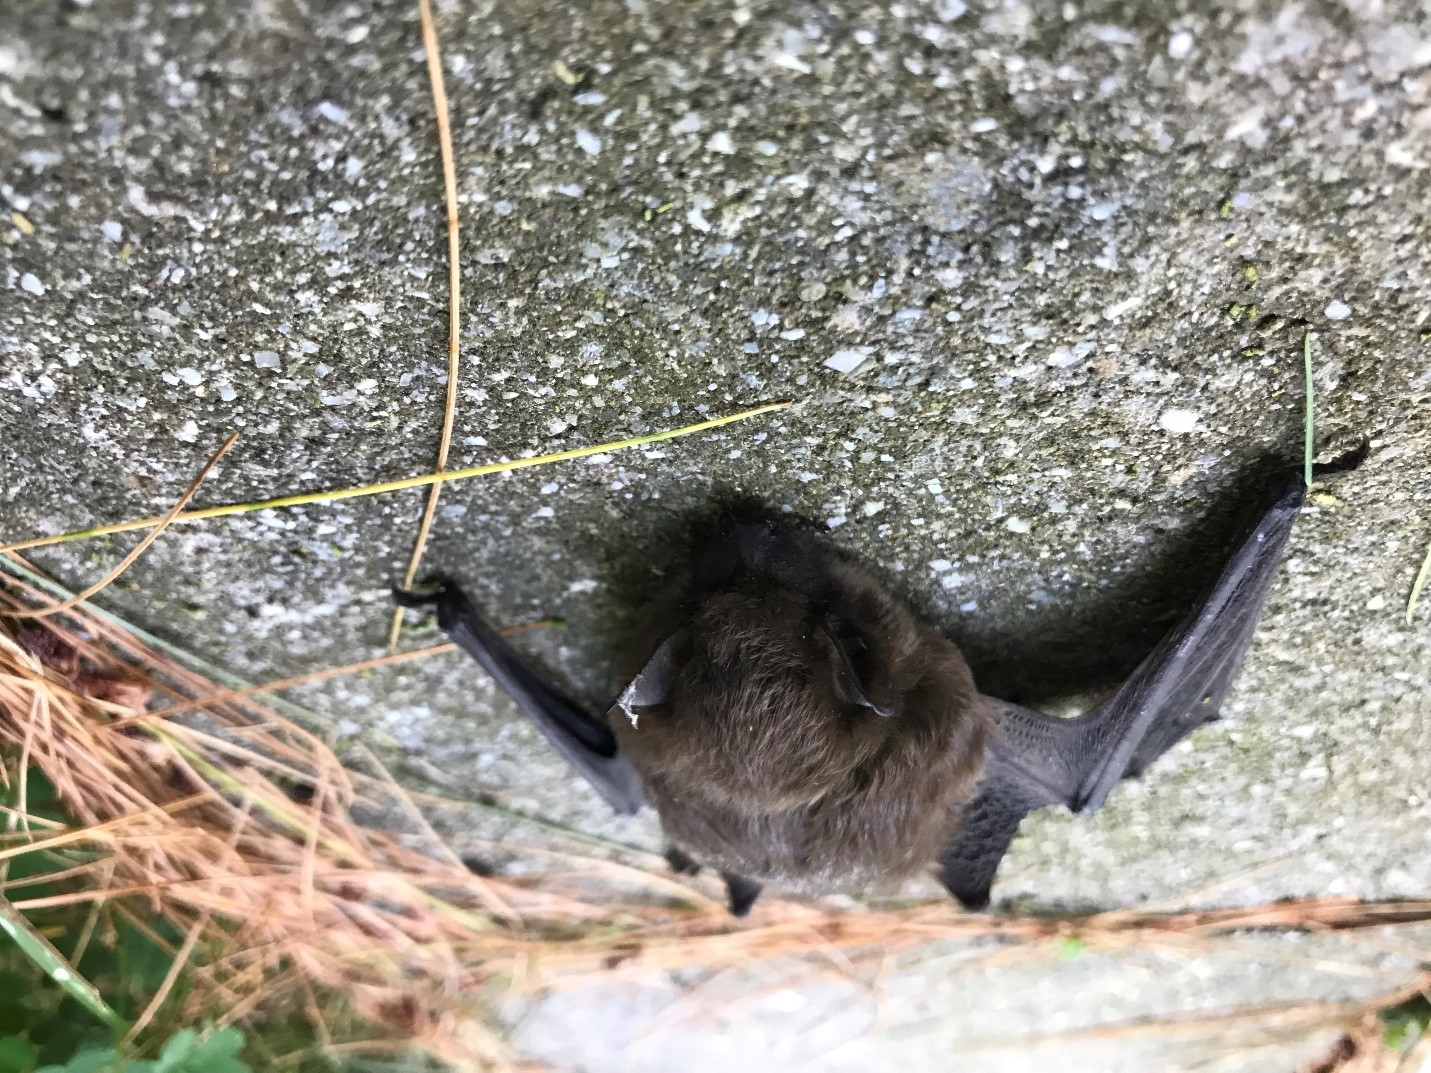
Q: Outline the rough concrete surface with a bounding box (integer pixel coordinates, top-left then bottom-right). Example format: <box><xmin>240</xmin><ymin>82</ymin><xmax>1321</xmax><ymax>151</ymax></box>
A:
<box><xmin>2</xmin><ymin>0</ymin><xmax>1429</xmax><ymax>1068</ymax></box>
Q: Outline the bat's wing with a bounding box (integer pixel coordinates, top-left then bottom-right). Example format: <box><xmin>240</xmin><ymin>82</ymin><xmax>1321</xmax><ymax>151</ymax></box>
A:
<box><xmin>394</xmin><ymin>582</ymin><xmax>645</xmax><ymax>816</ymax></box>
<box><xmin>1070</xmin><ymin>473</ymin><xmax>1305</xmax><ymax>813</ymax></box>
<box><xmin>939</xmin><ymin>474</ymin><xmax>1305</xmax><ymax>909</ymax></box>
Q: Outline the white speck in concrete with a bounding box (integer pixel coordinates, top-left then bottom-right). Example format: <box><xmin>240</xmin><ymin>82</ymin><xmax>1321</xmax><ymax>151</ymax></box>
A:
<box><xmin>1088</xmin><ymin>201</ymin><xmax>1120</xmax><ymax>221</ymax></box>
<box><xmin>824</xmin><ymin>348</ymin><xmax>872</xmax><ymax>374</ymax></box>
<box><xmin>706</xmin><ymin>131</ymin><xmax>735</xmax><ymax>154</ymax></box>
<box><xmin>1366</xmin><ymin>594</ymin><xmax>1386</xmax><ymax>612</ymax></box>
<box><xmin>176</xmin><ymin>367</ymin><xmax>203</xmax><ymax>386</ymax></box>
<box><xmin>101</xmin><ymin>220</ymin><xmax>123</xmax><ymax>242</ymax></box>
<box><xmin>568</xmin><ymin>579</ymin><xmax>599</xmax><ymax>594</ymax></box>
<box><xmin>353</xmin><ymin>301</ymin><xmax>381</xmax><ymax>318</ymax></box>
<box><xmin>779</xmin><ymin>328</ymin><xmax>806</xmax><ymax>340</ymax></box>
<box><xmin>1092</xmin><ymin>24</ymin><xmax>1139</xmax><ymax>45</ymax></box>
<box><xmin>19</xmin><ymin>273</ymin><xmax>44</xmax><ymax>295</ymax></box>
<box><xmin>534</xmin><ymin>506</ymin><xmax>555</xmax><ymax>519</ymax></box>
<box><xmin>574</xmin><ymin>90</ymin><xmax>607</xmax><ymax>106</ymax></box>
<box><xmin>557</xmin><ymin>183</ymin><xmax>585</xmax><ymax>197</ymax></box>
<box><xmin>770</xmin><ymin>48</ymin><xmax>812</xmax><ymax>75</ymax></box>
<box><xmin>540</xmin><ymin>482</ymin><xmax>559</xmax><ymax>494</ymax></box>
<box><xmin>1168</xmin><ymin>30</ymin><xmax>1195</xmax><ymax>59</ymax></box>
<box><xmin>253</xmin><ymin>351</ymin><xmax>281</xmax><ymax>369</ymax></box>
<box><xmin>959</xmin><ymin>599</ymin><xmax>978</xmax><ymax>612</ymax></box>
<box><xmin>175</xmin><ymin>420</ymin><xmax>199</xmax><ymax>443</ymax></box>
<box><xmin>970</xmin><ymin>117</ymin><xmax>999</xmax><ymax>133</ymax></box>
<box><xmin>686</xmin><ymin>207</ymin><xmax>712</xmax><ymax>232</ymax></box>
<box><xmin>1158</xmin><ymin>408</ymin><xmax>1201</xmax><ymax>433</ymax></box>
<box><xmin>315</xmin><ymin>101</ymin><xmax>349</xmax><ymax>125</ymax></box>
<box><xmin>21</xmin><ymin>149</ymin><xmax>60</xmax><ymax>171</ymax></box>
<box><xmin>799</xmin><ymin>281</ymin><xmax>826</xmax><ymax>302</ymax></box>
<box><xmin>863</xmin><ymin>501</ymin><xmax>885</xmax><ymax>517</ymax></box>
<box><xmin>930</xmin><ymin>559</ymin><xmax>954</xmax><ymax>573</ymax></box>
<box><xmin>575</xmin><ymin>128</ymin><xmax>602</xmax><ymax>155</ymax></box>
<box><xmin>548</xmin><ymin>419</ymin><xmax>569</xmax><ymax>435</ymax></box>
<box><xmin>1325</xmin><ymin>299</ymin><xmax>1351</xmax><ymax>320</ymax></box>
<box><xmin>1005</xmin><ymin>516</ymin><xmax>1031</xmax><ymax>534</ymax></box>
<box><xmin>826</xmin><ymin>515</ymin><xmax>847</xmax><ymax>529</ymax></box>
<box><xmin>927</xmin><ymin>479</ymin><xmax>943</xmax><ymax>494</ymax></box>
<box><xmin>219</xmin><ymin>385</ymin><xmax>236</xmax><ymax>402</ymax></box>
<box><xmin>853</xmin><ymin>29</ymin><xmax>876</xmax><ymax>45</ymax></box>
<box><xmin>1103</xmin><ymin>295</ymin><xmax>1143</xmax><ymax>320</ymax></box>
<box><xmin>671</xmin><ymin>112</ymin><xmax>703</xmax><ymax>136</ymax></box>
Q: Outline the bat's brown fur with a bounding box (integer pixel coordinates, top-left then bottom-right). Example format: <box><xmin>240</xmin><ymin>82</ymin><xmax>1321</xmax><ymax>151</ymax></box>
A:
<box><xmin>612</xmin><ymin>524</ymin><xmax>989</xmax><ymax>894</ymax></box>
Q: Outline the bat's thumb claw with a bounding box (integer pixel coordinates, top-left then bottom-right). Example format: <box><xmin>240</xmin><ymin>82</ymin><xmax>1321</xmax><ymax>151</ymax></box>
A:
<box><xmin>392</xmin><ymin>583</ymin><xmax>445</xmax><ymax>608</ymax></box>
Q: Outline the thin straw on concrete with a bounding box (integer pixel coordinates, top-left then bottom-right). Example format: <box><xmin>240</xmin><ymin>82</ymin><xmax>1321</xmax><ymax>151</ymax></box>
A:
<box><xmin>0</xmin><ymin>403</ymin><xmax>792</xmax><ymax>555</ymax></box>
<box><xmin>388</xmin><ymin>0</ymin><xmax>465</xmax><ymax>651</ymax></box>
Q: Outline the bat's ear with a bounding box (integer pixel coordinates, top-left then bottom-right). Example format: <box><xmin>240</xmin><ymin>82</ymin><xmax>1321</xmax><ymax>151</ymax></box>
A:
<box><xmin>615</xmin><ymin>631</ymin><xmax>685</xmax><ymax>728</ymax></box>
<box><xmin>819</xmin><ymin>616</ymin><xmax>895</xmax><ymax>717</ymax></box>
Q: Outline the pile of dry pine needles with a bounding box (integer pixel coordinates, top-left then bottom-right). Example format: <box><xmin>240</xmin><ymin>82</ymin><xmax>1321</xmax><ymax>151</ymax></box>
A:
<box><xmin>2</xmin><ymin>551</ymin><xmax>1429</xmax><ymax>1071</ymax></box>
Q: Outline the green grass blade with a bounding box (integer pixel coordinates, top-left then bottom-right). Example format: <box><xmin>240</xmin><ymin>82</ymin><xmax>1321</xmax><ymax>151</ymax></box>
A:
<box><xmin>0</xmin><ymin>902</ymin><xmax>127</xmax><ymax>1031</ymax></box>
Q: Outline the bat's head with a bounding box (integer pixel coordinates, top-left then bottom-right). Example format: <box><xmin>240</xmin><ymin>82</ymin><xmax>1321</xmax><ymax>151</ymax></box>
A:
<box><xmin>614</xmin><ymin>521</ymin><xmax>987</xmax><ymax>812</ymax></box>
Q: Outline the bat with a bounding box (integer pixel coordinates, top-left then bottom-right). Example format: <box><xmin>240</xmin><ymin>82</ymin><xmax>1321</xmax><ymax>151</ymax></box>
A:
<box><xmin>395</xmin><ymin>471</ymin><xmax>1307</xmax><ymax>915</ymax></box>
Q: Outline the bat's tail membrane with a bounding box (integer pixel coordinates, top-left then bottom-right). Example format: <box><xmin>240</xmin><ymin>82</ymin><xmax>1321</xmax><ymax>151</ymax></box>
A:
<box><xmin>393</xmin><ymin>583</ymin><xmax>646</xmax><ymax>816</ymax></box>
<box><xmin>1069</xmin><ymin>473</ymin><xmax>1306</xmax><ymax>815</ymax></box>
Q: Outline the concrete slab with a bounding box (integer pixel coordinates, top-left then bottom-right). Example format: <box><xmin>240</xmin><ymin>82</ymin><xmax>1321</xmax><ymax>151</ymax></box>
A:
<box><xmin>3</xmin><ymin>0</ymin><xmax>1429</xmax><ymax>1068</ymax></box>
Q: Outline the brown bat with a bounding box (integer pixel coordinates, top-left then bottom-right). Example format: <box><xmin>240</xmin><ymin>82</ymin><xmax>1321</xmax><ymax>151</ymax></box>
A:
<box><xmin>396</xmin><ymin>472</ymin><xmax>1307</xmax><ymax>915</ymax></box>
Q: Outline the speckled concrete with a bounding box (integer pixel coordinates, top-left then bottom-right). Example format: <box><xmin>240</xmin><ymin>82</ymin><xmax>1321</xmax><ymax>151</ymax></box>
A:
<box><xmin>2</xmin><ymin>0</ymin><xmax>1429</xmax><ymax>1068</ymax></box>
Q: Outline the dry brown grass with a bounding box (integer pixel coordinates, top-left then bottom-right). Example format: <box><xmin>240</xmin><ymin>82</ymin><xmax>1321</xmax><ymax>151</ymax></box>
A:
<box><xmin>2</xmin><ymin>551</ymin><xmax>1429</xmax><ymax>1070</ymax></box>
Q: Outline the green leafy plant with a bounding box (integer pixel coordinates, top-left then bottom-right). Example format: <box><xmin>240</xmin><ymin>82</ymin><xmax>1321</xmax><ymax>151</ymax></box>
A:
<box><xmin>1382</xmin><ymin>992</ymin><xmax>1431</xmax><ymax>1053</ymax></box>
<box><xmin>30</xmin><ymin>1029</ymin><xmax>250</xmax><ymax>1073</ymax></box>
<box><xmin>0</xmin><ymin>771</ymin><xmax>251</xmax><ymax>1073</ymax></box>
